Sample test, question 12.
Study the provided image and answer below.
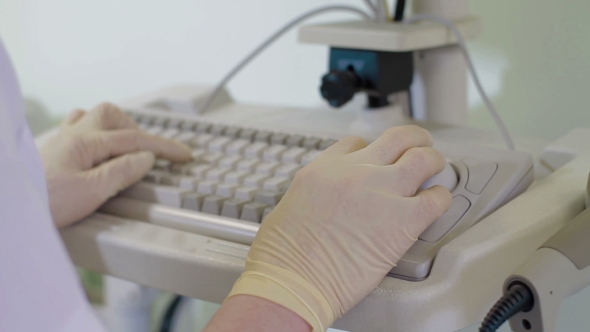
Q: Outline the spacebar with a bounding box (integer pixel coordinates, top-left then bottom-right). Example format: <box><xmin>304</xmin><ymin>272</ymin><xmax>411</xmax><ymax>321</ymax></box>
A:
<box><xmin>99</xmin><ymin>197</ymin><xmax>259</xmax><ymax>245</ymax></box>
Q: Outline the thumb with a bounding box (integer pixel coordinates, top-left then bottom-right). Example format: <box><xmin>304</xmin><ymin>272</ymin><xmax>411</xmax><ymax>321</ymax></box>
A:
<box><xmin>406</xmin><ymin>185</ymin><xmax>453</xmax><ymax>239</ymax></box>
<box><xmin>86</xmin><ymin>151</ymin><xmax>155</xmax><ymax>202</ymax></box>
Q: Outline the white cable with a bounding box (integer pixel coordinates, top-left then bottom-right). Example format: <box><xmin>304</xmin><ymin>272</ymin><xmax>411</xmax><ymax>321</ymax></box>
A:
<box><xmin>375</xmin><ymin>0</ymin><xmax>386</xmax><ymax>22</ymax></box>
<box><xmin>362</xmin><ymin>0</ymin><xmax>378</xmax><ymax>18</ymax></box>
<box><xmin>199</xmin><ymin>5</ymin><xmax>371</xmax><ymax>114</ymax></box>
<box><xmin>405</xmin><ymin>14</ymin><xmax>516</xmax><ymax>150</ymax></box>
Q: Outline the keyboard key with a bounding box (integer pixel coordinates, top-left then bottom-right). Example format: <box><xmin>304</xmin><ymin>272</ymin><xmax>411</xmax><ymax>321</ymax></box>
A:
<box><xmin>206</xmin><ymin>168</ymin><xmax>231</xmax><ymax>181</ymax></box>
<box><xmin>178</xmin><ymin>176</ymin><xmax>200</xmax><ymax>190</ymax></box>
<box><xmin>224</xmin><ymin>126</ymin><xmax>241</xmax><ymax>138</ymax></box>
<box><xmin>153</xmin><ymin>117</ymin><xmax>168</xmax><ymax>127</ymax></box>
<box><xmin>256</xmin><ymin>161</ymin><xmax>280</xmax><ymax>176</ymax></box>
<box><xmin>166</xmin><ymin>118</ymin><xmax>183</xmax><ymax>128</ymax></box>
<box><xmin>270</xmin><ymin>133</ymin><xmax>289</xmax><ymax>145</ymax></box>
<box><xmin>286</xmin><ymin>135</ymin><xmax>305</xmax><ymax>147</ymax></box>
<box><xmin>275</xmin><ymin>163</ymin><xmax>301</xmax><ymax>178</ymax></box>
<box><xmin>210</xmin><ymin>124</ymin><xmax>227</xmax><ymax>136</ymax></box>
<box><xmin>226</xmin><ymin>139</ymin><xmax>251</xmax><ymax>155</ymax></box>
<box><xmin>216</xmin><ymin>183</ymin><xmax>239</xmax><ymax>198</ymax></box>
<box><xmin>191</xmin><ymin>133</ymin><xmax>214</xmax><ymax>148</ymax></box>
<box><xmin>244</xmin><ymin>174</ymin><xmax>270</xmax><ymax>188</ymax></box>
<box><xmin>201</xmin><ymin>195</ymin><xmax>228</xmax><ymax>215</ymax></box>
<box><xmin>262</xmin><ymin>207</ymin><xmax>274</xmax><ymax>221</ymax></box>
<box><xmin>175</xmin><ymin>131</ymin><xmax>197</xmax><ymax>144</ymax></box>
<box><xmin>190</xmin><ymin>148</ymin><xmax>206</xmax><ymax>160</ymax></box>
<box><xmin>197</xmin><ymin>180</ymin><xmax>219</xmax><ymax>195</ymax></box>
<box><xmin>281</xmin><ymin>147</ymin><xmax>307</xmax><ymax>163</ymax></box>
<box><xmin>263</xmin><ymin>145</ymin><xmax>288</xmax><ymax>161</ymax></box>
<box><xmin>221</xmin><ymin>199</ymin><xmax>249</xmax><ymax>219</ymax></box>
<box><xmin>207</xmin><ymin>136</ymin><xmax>232</xmax><ymax>152</ymax></box>
<box><xmin>319</xmin><ymin>138</ymin><xmax>338</xmax><ymax>150</ymax></box>
<box><xmin>146</xmin><ymin>126</ymin><xmax>164</xmax><ymax>136</ymax></box>
<box><xmin>189</xmin><ymin>164</ymin><xmax>213</xmax><ymax>178</ymax></box>
<box><xmin>255</xmin><ymin>131</ymin><xmax>272</xmax><ymax>142</ymax></box>
<box><xmin>144</xmin><ymin>170</ymin><xmax>166</xmax><ymax>183</ymax></box>
<box><xmin>240</xmin><ymin>202</ymin><xmax>269</xmax><ymax>223</ymax></box>
<box><xmin>195</xmin><ymin>122</ymin><xmax>211</xmax><ymax>133</ymax></box>
<box><xmin>236</xmin><ymin>158</ymin><xmax>261</xmax><ymax>172</ymax></box>
<box><xmin>235</xmin><ymin>187</ymin><xmax>259</xmax><ymax>202</ymax></box>
<box><xmin>120</xmin><ymin>182</ymin><xmax>189</xmax><ymax>207</ymax></box>
<box><xmin>161</xmin><ymin>128</ymin><xmax>180</xmax><ymax>139</ymax></box>
<box><xmin>170</xmin><ymin>162</ymin><xmax>198</xmax><ymax>175</ymax></box>
<box><xmin>239</xmin><ymin>128</ymin><xmax>257</xmax><ymax>141</ymax></box>
<box><xmin>262</xmin><ymin>177</ymin><xmax>290</xmax><ymax>191</ymax></box>
<box><xmin>224</xmin><ymin>170</ymin><xmax>250</xmax><ymax>184</ymax></box>
<box><xmin>244</xmin><ymin>142</ymin><xmax>269</xmax><ymax>158</ymax></box>
<box><xmin>160</xmin><ymin>174</ymin><xmax>180</xmax><ymax>186</ymax></box>
<box><xmin>202</xmin><ymin>152</ymin><xmax>224</xmax><ymax>165</ymax></box>
<box><xmin>182</xmin><ymin>192</ymin><xmax>207</xmax><ymax>211</ymax></box>
<box><xmin>218</xmin><ymin>155</ymin><xmax>242</xmax><ymax>169</ymax></box>
<box><xmin>154</xmin><ymin>159</ymin><xmax>171</xmax><ymax>170</ymax></box>
<box><xmin>255</xmin><ymin>190</ymin><xmax>284</xmax><ymax>206</ymax></box>
<box><xmin>138</xmin><ymin>116</ymin><xmax>154</xmax><ymax>126</ymax></box>
<box><xmin>301</xmin><ymin>150</ymin><xmax>322</xmax><ymax>165</ymax></box>
<box><xmin>180</xmin><ymin>120</ymin><xmax>198</xmax><ymax>131</ymax></box>
<box><xmin>303</xmin><ymin>137</ymin><xmax>321</xmax><ymax>150</ymax></box>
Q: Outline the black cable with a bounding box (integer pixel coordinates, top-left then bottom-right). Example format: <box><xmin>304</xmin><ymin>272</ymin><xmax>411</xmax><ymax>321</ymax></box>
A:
<box><xmin>159</xmin><ymin>295</ymin><xmax>184</xmax><ymax>332</ymax></box>
<box><xmin>393</xmin><ymin>0</ymin><xmax>406</xmax><ymax>22</ymax></box>
<box><xmin>479</xmin><ymin>283</ymin><xmax>534</xmax><ymax>332</ymax></box>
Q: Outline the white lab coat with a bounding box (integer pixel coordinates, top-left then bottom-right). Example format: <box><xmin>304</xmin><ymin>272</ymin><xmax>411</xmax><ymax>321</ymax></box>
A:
<box><xmin>0</xmin><ymin>39</ymin><xmax>105</xmax><ymax>331</ymax></box>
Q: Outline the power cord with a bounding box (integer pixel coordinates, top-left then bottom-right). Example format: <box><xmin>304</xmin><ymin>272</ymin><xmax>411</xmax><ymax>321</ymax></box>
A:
<box><xmin>159</xmin><ymin>295</ymin><xmax>184</xmax><ymax>332</ymax></box>
<box><xmin>479</xmin><ymin>283</ymin><xmax>535</xmax><ymax>332</ymax></box>
<box><xmin>404</xmin><ymin>14</ymin><xmax>516</xmax><ymax>150</ymax></box>
<box><xmin>393</xmin><ymin>0</ymin><xmax>406</xmax><ymax>22</ymax></box>
<box><xmin>199</xmin><ymin>5</ymin><xmax>371</xmax><ymax>114</ymax></box>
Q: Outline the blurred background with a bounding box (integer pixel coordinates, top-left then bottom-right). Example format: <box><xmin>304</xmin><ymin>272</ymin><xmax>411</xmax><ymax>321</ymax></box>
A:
<box><xmin>2</xmin><ymin>0</ymin><xmax>590</xmax><ymax>139</ymax></box>
<box><xmin>2</xmin><ymin>0</ymin><xmax>590</xmax><ymax>331</ymax></box>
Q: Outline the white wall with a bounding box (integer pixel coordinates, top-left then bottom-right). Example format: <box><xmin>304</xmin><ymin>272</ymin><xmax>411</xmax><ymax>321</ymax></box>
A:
<box><xmin>3</xmin><ymin>0</ymin><xmax>590</xmax><ymax>141</ymax></box>
<box><xmin>0</xmin><ymin>0</ymin><xmax>364</xmax><ymax>120</ymax></box>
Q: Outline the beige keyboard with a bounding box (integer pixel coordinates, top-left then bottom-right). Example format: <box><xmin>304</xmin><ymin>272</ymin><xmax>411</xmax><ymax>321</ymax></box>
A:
<box><xmin>98</xmin><ymin>109</ymin><xmax>534</xmax><ymax>281</ymax></box>
<box><xmin>126</xmin><ymin>113</ymin><xmax>337</xmax><ymax>223</ymax></box>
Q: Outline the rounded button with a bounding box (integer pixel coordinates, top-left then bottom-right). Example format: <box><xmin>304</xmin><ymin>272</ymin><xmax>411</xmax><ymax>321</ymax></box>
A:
<box><xmin>419</xmin><ymin>162</ymin><xmax>458</xmax><ymax>192</ymax></box>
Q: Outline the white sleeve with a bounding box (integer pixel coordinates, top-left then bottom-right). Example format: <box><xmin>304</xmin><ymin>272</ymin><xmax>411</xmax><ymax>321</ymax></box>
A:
<box><xmin>0</xmin><ymin>39</ymin><xmax>106</xmax><ymax>332</ymax></box>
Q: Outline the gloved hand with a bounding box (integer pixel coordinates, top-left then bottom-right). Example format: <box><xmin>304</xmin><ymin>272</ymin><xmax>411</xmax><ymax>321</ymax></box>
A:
<box><xmin>39</xmin><ymin>103</ymin><xmax>192</xmax><ymax>228</ymax></box>
<box><xmin>227</xmin><ymin>126</ymin><xmax>452</xmax><ymax>331</ymax></box>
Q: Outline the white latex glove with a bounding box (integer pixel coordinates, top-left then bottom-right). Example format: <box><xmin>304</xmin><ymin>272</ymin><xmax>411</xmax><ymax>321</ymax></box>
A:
<box><xmin>227</xmin><ymin>126</ymin><xmax>452</xmax><ymax>331</ymax></box>
<box><xmin>39</xmin><ymin>103</ymin><xmax>191</xmax><ymax>228</ymax></box>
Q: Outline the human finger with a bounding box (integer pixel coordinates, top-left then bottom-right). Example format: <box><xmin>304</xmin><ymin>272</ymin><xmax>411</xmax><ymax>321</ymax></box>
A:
<box><xmin>78</xmin><ymin>102</ymin><xmax>137</xmax><ymax>130</ymax></box>
<box><xmin>349</xmin><ymin>126</ymin><xmax>433</xmax><ymax>165</ymax></box>
<box><xmin>90</xmin><ymin>129</ymin><xmax>192</xmax><ymax>165</ymax></box>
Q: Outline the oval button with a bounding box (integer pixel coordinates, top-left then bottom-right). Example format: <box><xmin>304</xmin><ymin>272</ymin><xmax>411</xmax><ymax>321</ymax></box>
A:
<box><xmin>462</xmin><ymin>158</ymin><xmax>498</xmax><ymax>194</ymax></box>
<box><xmin>419</xmin><ymin>195</ymin><xmax>471</xmax><ymax>242</ymax></box>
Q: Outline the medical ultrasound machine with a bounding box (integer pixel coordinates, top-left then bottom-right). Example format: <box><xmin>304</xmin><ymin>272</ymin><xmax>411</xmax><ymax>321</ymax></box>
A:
<box><xmin>37</xmin><ymin>1</ymin><xmax>590</xmax><ymax>331</ymax></box>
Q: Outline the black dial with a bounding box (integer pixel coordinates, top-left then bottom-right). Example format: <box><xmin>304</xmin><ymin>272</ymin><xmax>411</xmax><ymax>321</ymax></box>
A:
<box><xmin>320</xmin><ymin>70</ymin><xmax>361</xmax><ymax>108</ymax></box>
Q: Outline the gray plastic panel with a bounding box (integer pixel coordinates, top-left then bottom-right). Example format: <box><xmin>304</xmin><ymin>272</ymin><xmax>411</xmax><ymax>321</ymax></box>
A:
<box><xmin>542</xmin><ymin>208</ymin><xmax>590</xmax><ymax>270</ymax></box>
<box><xmin>389</xmin><ymin>142</ymin><xmax>534</xmax><ymax>279</ymax></box>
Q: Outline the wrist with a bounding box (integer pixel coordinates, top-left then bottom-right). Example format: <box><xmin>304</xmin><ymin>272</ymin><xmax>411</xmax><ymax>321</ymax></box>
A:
<box><xmin>227</xmin><ymin>259</ymin><xmax>334</xmax><ymax>332</ymax></box>
<box><xmin>204</xmin><ymin>295</ymin><xmax>311</xmax><ymax>332</ymax></box>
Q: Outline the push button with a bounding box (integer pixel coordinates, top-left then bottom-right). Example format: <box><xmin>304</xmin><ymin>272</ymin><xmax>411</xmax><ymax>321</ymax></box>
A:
<box><xmin>419</xmin><ymin>195</ymin><xmax>471</xmax><ymax>242</ymax></box>
<box><xmin>462</xmin><ymin>159</ymin><xmax>498</xmax><ymax>194</ymax></box>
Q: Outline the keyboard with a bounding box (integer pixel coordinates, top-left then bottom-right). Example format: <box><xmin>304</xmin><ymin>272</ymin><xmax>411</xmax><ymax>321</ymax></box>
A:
<box><xmin>98</xmin><ymin>108</ymin><xmax>534</xmax><ymax>281</ymax></box>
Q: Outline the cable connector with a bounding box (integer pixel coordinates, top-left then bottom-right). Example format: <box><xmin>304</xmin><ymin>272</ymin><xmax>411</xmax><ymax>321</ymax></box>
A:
<box><xmin>479</xmin><ymin>283</ymin><xmax>534</xmax><ymax>332</ymax></box>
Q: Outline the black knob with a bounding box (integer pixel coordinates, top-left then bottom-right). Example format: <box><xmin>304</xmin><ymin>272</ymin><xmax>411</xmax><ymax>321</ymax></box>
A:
<box><xmin>320</xmin><ymin>70</ymin><xmax>361</xmax><ymax>108</ymax></box>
